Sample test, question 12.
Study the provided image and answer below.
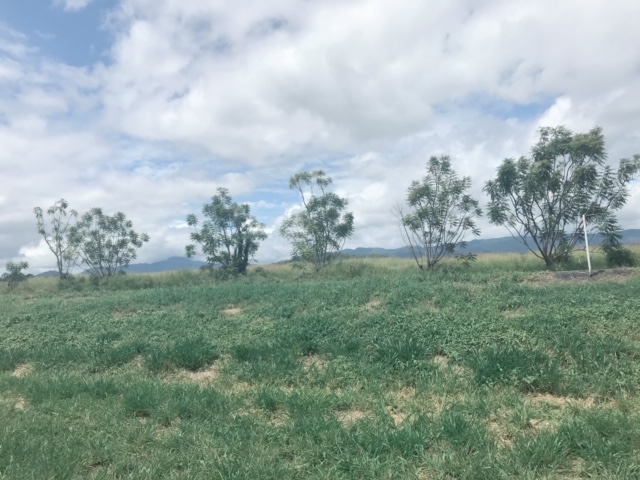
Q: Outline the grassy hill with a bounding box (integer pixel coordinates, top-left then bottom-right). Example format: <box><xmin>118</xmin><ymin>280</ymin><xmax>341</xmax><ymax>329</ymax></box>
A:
<box><xmin>2</xmin><ymin>254</ymin><xmax>640</xmax><ymax>478</ymax></box>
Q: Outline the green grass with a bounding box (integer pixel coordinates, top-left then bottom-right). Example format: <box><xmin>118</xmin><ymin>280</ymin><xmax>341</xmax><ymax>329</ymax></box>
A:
<box><xmin>1</xmin><ymin>255</ymin><xmax>640</xmax><ymax>478</ymax></box>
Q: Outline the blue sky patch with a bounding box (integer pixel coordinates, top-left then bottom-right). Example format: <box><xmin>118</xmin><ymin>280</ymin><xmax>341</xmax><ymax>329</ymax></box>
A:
<box><xmin>0</xmin><ymin>0</ymin><xmax>115</xmax><ymax>66</ymax></box>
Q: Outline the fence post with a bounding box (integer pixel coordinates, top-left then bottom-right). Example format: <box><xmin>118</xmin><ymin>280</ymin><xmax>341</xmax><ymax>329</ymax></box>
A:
<box><xmin>583</xmin><ymin>214</ymin><xmax>592</xmax><ymax>276</ymax></box>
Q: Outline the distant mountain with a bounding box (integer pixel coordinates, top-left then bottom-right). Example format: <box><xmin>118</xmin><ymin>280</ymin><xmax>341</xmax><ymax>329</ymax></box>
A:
<box><xmin>124</xmin><ymin>257</ymin><xmax>207</xmax><ymax>273</ymax></box>
<box><xmin>35</xmin><ymin>257</ymin><xmax>207</xmax><ymax>277</ymax></box>
<box><xmin>35</xmin><ymin>270</ymin><xmax>59</xmax><ymax>278</ymax></box>
<box><xmin>342</xmin><ymin>229</ymin><xmax>640</xmax><ymax>258</ymax></box>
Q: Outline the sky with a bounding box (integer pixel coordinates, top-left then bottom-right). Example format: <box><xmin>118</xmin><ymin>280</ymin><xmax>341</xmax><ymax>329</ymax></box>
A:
<box><xmin>1</xmin><ymin>0</ymin><xmax>640</xmax><ymax>273</ymax></box>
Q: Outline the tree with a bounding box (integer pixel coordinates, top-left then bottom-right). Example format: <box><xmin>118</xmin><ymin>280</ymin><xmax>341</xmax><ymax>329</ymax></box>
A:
<box><xmin>185</xmin><ymin>188</ymin><xmax>267</xmax><ymax>275</ymax></box>
<box><xmin>485</xmin><ymin>126</ymin><xmax>640</xmax><ymax>268</ymax></box>
<box><xmin>34</xmin><ymin>198</ymin><xmax>78</xmax><ymax>279</ymax></box>
<box><xmin>68</xmin><ymin>209</ymin><xmax>150</xmax><ymax>278</ymax></box>
<box><xmin>280</xmin><ymin>170</ymin><xmax>354</xmax><ymax>272</ymax></box>
<box><xmin>2</xmin><ymin>261</ymin><xmax>29</xmax><ymax>290</ymax></box>
<box><xmin>398</xmin><ymin>156</ymin><xmax>482</xmax><ymax>270</ymax></box>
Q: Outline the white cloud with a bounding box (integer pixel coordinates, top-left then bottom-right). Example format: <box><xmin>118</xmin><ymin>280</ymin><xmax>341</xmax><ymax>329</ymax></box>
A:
<box><xmin>53</xmin><ymin>0</ymin><xmax>94</xmax><ymax>12</ymax></box>
<box><xmin>2</xmin><ymin>0</ymin><xmax>640</xmax><ymax>273</ymax></box>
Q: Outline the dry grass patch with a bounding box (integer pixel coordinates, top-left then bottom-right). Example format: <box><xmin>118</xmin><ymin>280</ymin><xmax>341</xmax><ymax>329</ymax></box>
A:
<box><xmin>155</xmin><ymin>421</ymin><xmax>182</xmax><ymax>438</ymax></box>
<box><xmin>1</xmin><ymin>393</ymin><xmax>27</xmax><ymax>411</ymax></box>
<box><xmin>221</xmin><ymin>306</ymin><xmax>243</xmax><ymax>315</ymax></box>
<box><xmin>364</xmin><ymin>298</ymin><xmax>382</xmax><ymax>312</ymax></box>
<box><xmin>432</xmin><ymin>355</ymin><xmax>449</xmax><ymax>368</ymax></box>
<box><xmin>487</xmin><ymin>419</ymin><xmax>515</xmax><ymax>448</ymax></box>
<box><xmin>12</xmin><ymin>363</ymin><xmax>33</xmax><ymax>378</ymax></box>
<box><xmin>386</xmin><ymin>405</ymin><xmax>409</xmax><ymax>426</ymax></box>
<box><xmin>414</xmin><ymin>393</ymin><xmax>466</xmax><ymax>416</ymax></box>
<box><xmin>111</xmin><ymin>308</ymin><xmax>139</xmax><ymax>318</ymax></box>
<box><xmin>174</xmin><ymin>365</ymin><xmax>221</xmax><ymax>385</ymax></box>
<box><xmin>337</xmin><ymin>409</ymin><xmax>370</xmax><ymax>427</ymax></box>
<box><xmin>503</xmin><ymin>307</ymin><xmax>527</xmax><ymax>319</ymax></box>
<box><xmin>267</xmin><ymin>411</ymin><xmax>288</xmax><ymax>427</ymax></box>
<box><xmin>302</xmin><ymin>355</ymin><xmax>327</xmax><ymax>371</ymax></box>
<box><xmin>528</xmin><ymin>417</ymin><xmax>558</xmax><ymax>432</ymax></box>
<box><xmin>431</xmin><ymin>355</ymin><xmax>471</xmax><ymax>376</ymax></box>
<box><xmin>527</xmin><ymin>393</ymin><xmax>597</xmax><ymax>409</ymax></box>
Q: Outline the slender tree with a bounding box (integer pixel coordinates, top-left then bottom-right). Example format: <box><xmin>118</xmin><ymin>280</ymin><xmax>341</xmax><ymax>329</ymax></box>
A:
<box><xmin>485</xmin><ymin>126</ymin><xmax>640</xmax><ymax>268</ymax></box>
<box><xmin>186</xmin><ymin>188</ymin><xmax>267</xmax><ymax>276</ymax></box>
<box><xmin>34</xmin><ymin>198</ymin><xmax>78</xmax><ymax>279</ymax></box>
<box><xmin>280</xmin><ymin>170</ymin><xmax>354</xmax><ymax>272</ymax></box>
<box><xmin>399</xmin><ymin>156</ymin><xmax>482</xmax><ymax>270</ymax></box>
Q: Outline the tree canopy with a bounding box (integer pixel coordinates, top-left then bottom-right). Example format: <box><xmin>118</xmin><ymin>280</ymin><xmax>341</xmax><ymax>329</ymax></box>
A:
<box><xmin>400</xmin><ymin>155</ymin><xmax>482</xmax><ymax>270</ymax></box>
<box><xmin>185</xmin><ymin>188</ymin><xmax>267</xmax><ymax>276</ymax></box>
<box><xmin>485</xmin><ymin>126</ymin><xmax>640</xmax><ymax>267</ymax></box>
<box><xmin>68</xmin><ymin>209</ymin><xmax>150</xmax><ymax>278</ymax></box>
<box><xmin>280</xmin><ymin>170</ymin><xmax>354</xmax><ymax>272</ymax></box>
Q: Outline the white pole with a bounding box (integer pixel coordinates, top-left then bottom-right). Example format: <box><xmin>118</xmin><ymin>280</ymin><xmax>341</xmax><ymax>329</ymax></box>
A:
<box><xmin>583</xmin><ymin>214</ymin><xmax>592</xmax><ymax>276</ymax></box>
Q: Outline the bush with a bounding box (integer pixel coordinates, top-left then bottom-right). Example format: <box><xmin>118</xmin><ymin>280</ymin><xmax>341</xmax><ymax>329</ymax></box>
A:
<box><xmin>2</xmin><ymin>261</ymin><xmax>29</xmax><ymax>290</ymax></box>
<box><xmin>603</xmin><ymin>246</ymin><xmax>637</xmax><ymax>268</ymax></box>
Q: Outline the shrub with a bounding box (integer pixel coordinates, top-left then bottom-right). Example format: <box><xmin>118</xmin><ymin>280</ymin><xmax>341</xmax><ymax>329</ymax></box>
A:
<box><xmin>603</xmin><ymin>245</ymin><xmax>637</xmax><ymax>268</ymax></box>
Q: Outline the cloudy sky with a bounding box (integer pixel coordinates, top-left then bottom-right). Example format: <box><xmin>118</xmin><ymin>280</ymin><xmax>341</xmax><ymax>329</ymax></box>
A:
<box><xmin>1</xmin><ymin>0</ymin><xmax>640</xmax><ymax>272</ymax></box>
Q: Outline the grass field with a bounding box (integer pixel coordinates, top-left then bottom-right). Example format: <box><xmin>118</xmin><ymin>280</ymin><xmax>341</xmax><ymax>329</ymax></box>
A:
<box><xmin>1</xmin><ymin>252</ymin><xmax>640</xmax><ymax>479</ymax></box>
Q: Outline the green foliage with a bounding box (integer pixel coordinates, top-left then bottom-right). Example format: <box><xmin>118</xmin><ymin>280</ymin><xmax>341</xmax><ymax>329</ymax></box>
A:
<box><xmin>602</xmin><ymin>245</ymin><xmax>637</xmax><ymax>267</ymax></box>
<box><xmin>485</xmin><ymin>126</ymin><xmax>640</xmax><ymax>268</ymax></box>
<box><xmin>68</xmin><ymin>208</ymin><xmax>149</xmax><ymax>278</ymax></box>
<box><xmin>280</xmin><ymin>170</ymin><xmax>354</xmax><ymax>272</ymax></box>
<box><xmin>33</xmin><ymin>198</ymin><xmax>78</xmax><ymax>279</ymax></box>
<box><xmin>467</xmin><ymin>346</ymin><xmax>564</xmax><ymax>393</ymax></box>
<box><xmin>171</xmin><ymin>336</ymin><xmax>220</xmax><ymax>371</ymax></box>
<box><xmin>145</xmin><ymin>336</ymin><xmax>219</xmax><ymax>372</ymax></box>
<box><xmin>186</xmin><ymin>187</ymin><xmax>267</xmax><ymax>276</ymax></box>
<box><xmin>400</xmin><ymin>156</ymin><xmax>482</xmax><ymax>270</ymax></box>
<box><xmin>1</xmin><ymin>261</ymin><xmax>29</xmax><ymax>290</ymax></box>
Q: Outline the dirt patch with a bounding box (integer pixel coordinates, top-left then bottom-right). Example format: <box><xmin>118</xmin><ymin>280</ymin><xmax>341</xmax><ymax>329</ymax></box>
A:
<box><xmin>168</xmin><ymin>364</ymin><xmax>221</xmax><ymax>385</ymax></box>
<box><xmin>267</xmin><ymin>411</ymin><xmax>288</xmax><ymax>427</ymax></box>
<box><xmin>222</xmin><ymin>306</ymin><xmax>243</xmax><ymax>315</ymax></box>
<box><xmin>0</xmin><ymin>392</ymin><xmax>26</xmax><ymax>411</ymax></box>
<box><xmin>155</xmin><ymin>421</ymin><xmax>181</xmax><ymax>438</ymax></box>
<box><xmin>364</xmin><ymin>298</ymin><xmax>382</xmax><ymax>312</ymax></box>
<box><xmin>432</xmin><ymin>355</ymin><xmax>449</xmax><ymax>368</ymax></box>
<box><xmin>183</xmin><ymin>366</ymin><xmax>220</xmax><ymax>384</ymax></box>
<box><xmin>431</xmin><ymin>355</ymin><xmax>470</xmax><ymax>376</ymax></box>
<box><xmin>528</xmin><ymin>268</ymin><xmax>637</xmax><ymax>284</ymax></box>
<box><xmin>302</xmin><ymin>355</ymin><xmax>327</xmax><ymax>371</ymax></box>
<box><xmin>12</xmin><ymin>363</ymin><xmax>33</xmax><ymax>378</ymax></box>
<box><xmin>337</xmin><ymin>409</ymin><xmax>369</xmax><ymax>427</ymax></box>
<box><xmin>529</xmin><ymin>417</ymin><xmax>558</xmax><ymax>432</ymax></box>
<box><xmin>503</xmin><ymin>307</ymin><xmax>527</xmax><ymax>319</ymax></box>
<box><xmin>528</xmin><ymin>393</ymin><xmax>596</xmax><ymax>409</ymax></box>
<box><xmin>111</xmin><ymin>308</ymin><xmax>138</xmax><ymax>318</ymax></box>
<box><xmin>487</xmin><ymin>419</ymin><xmax>514</xmax><ymax>448</ymax></box>
<box><xmin>386</xmin><ymin>405</ymin><xmax>408</xmax><ymax>426</ymax></box>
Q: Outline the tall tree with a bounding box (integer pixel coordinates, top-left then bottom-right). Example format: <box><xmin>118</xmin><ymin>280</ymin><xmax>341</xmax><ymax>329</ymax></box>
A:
<box><xmin>34</xmin><ymin>198</ymin><xmax>78</xmax><ymax>279</ymax></box>
<box><xmin>399</xmin><ymin>156</ymin><xmax>482</xmax><ymax>270</ymax></box>
<box><xmin>185</xmin><ymin>188</ymin><xmax>267</xmax><ymax>276</ymax></box>
<box><xmin>68</xmin><ymin>209</ymin><xmax>150</xmax><ymax>278</ymax></box>
<box><xmin>280</xmin><ymin>170</ymin><xmax>354</xmax><ymax>272</ymax></box>
<box><xmin>485</xmin><ymin>126</ymin><xmax>640</xmax><ymax>268</ymax></box>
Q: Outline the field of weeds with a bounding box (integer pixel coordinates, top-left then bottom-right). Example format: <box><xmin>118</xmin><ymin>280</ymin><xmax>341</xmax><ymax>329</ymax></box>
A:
<box><xmin>1</xmin><ymin>259</ymin><xmax>640</xmax><ymax>479</ymax></box>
